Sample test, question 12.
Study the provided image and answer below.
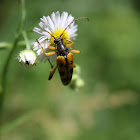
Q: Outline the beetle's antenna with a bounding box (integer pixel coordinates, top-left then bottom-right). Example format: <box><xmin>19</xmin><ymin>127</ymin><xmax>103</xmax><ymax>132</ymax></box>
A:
<box><xmin>46</xmin><ymin>31</ymin><xmax>55</xmax><ymax>39</ymax></box>
<box><xmin>60</xmin><ymin>17</ymin><xmax>89</xmax><ymax>38</ymax></box>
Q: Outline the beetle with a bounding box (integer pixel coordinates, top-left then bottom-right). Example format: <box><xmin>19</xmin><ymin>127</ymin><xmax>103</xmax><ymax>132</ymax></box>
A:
<box><xmin>37</xmin><ymin>17</ymin><xmax>89</xmax><ymax>85</ymax></box>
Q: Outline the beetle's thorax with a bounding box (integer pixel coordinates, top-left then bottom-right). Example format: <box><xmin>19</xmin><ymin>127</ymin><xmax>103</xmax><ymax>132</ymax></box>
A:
<box><xmin>54</xmin><ymin>38</ymin><xmax>69</xmax><ymax>57</ymax></box>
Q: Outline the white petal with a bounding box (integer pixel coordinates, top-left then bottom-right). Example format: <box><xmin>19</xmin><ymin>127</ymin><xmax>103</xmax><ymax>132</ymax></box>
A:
<box><xmin>40</xmin><ymin>16</ymin><xmax>49</xmax><ymax>27</ymax></box>
<box><xmin>39</xmin><ymin>22</ymin><xmax>46</xmax><ymax>29</ymax></box>
<box><xmin>65</xmin><ymin>14</ymin><xmax>74</xmax><ymax>27</ymax></box>
<box><xmin>67</xmin><ymin>25</ymin><xmax>78</xmax><ymax>34</ymax></box>
<box><xmin>33</xmin><ymin>27</ymin><xmax>48</xmax><ymax>36</ymax></box>
<box><xmin>55</xmin><ymin>11</ymin><xmax>60</xmax><ymax>29</ymax></box>
<box><xmin>33</xmin><ymin>27</ymin><xmax>43</xmax><ymax>35</ymax></box>
<box><xmin>46</xmin><ymin>16</ymin><xmax>55</xmax><ymax>32</ymax></box>
<box><xmin>60</xmin><ymin>11</ymin><xmax>68</xmax><ymax>28</ymax></box>
<box><xmin>33</xmin><ymin>36</ymin><xmax>49</xmax><ymax>54</ymax></box>
<box><xmin>69</xmin><ymin>28</ymin><xmax>78</xmax><ymax>36</ymax></box>
<box><xmin>44</xmin><ymin>28</ymin><xmax>52</xmax><ymax>38</ymax></box>
<box><xmin>51</xmin><ymin>12</ymin><xmax>56</xmax><ymax>27</ymax></box>
<box><xmin>70</xmin><ymin>34</ymin><xmax>77</xmax><ymax>40</ymax></box>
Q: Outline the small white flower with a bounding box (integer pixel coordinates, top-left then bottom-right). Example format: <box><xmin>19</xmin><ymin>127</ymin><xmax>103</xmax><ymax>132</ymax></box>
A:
<box><xmin>32</xmin><ymin>11</ymin><xmax>78</xmax><ymax>62</ymax></box>
<box><xmin>18</xmin><ymin>50</ymin><xmax>37</xmax><ymax>68</ymax></box>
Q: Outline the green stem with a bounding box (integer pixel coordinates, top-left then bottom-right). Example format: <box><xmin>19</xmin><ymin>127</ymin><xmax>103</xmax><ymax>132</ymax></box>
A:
<box><xmin>16</xmin><ymin>0</ymin><xmax>26</xmax><ymax>34</ymax></box>
<box><xmin>0</xmin><ymin>0</ymin><xmax>26</xmax><ymax>125</ymax></box>
<box><xmin>0</xmin><ymin>40</ymin><xmax>34</xmax><ymax>49</ymax></box>
<box><xmin>0</xmin><ymin>35</ymin><xmax>20</xmax><ymax>108</ymax></box>
<box><xmin>22</xmin><ymin>31</ymin><xmax>30</xmax><ymax>50</ymax></box>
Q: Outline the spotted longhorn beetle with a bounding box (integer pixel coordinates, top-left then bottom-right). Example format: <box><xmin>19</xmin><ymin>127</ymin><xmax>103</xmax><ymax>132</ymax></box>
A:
<box><xmin>37</xmin><ymin>17</ymin><xmax>89</xmax><ymax>85</ymax></box>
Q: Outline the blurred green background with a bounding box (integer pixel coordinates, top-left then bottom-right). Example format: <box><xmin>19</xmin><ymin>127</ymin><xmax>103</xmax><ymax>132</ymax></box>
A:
<box><xmin>0</xmin><ymin>0</ymin><xmax>140</xmax><ymax>139</ymax></box>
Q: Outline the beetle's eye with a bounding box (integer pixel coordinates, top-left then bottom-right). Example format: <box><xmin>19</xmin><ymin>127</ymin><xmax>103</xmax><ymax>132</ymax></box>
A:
<box><xmin>54</xmin><ymin>40</ymin><xmax>58</xmax><ymax>43</ymax></box>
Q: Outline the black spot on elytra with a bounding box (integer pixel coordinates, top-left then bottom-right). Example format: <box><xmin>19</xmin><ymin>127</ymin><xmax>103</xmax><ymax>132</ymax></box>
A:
<box><xmin>59</xmin><ymin>71</ymin><xmax>65</xmax><ymax>76</ymax></box>
<box><xmin>60</xmin><ymin>63</ymin><xmax>63</xmax><ymax>67</ymax></box>
<box><xmin>70</xmin><ymin>69</ymin><xmax>73</xmax><ymax>73</ymax></box>
<box><xmin>61</xmin><ymin>78</ymin><xmax>67</xmax><ymax>82</ymax></box>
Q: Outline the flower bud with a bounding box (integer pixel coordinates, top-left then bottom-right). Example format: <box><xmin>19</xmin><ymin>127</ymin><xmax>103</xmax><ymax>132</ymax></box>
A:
<box><xmin>18</xmin><ymin>50</ymin><xmax>37</xmax><ymax>68</ymax></box>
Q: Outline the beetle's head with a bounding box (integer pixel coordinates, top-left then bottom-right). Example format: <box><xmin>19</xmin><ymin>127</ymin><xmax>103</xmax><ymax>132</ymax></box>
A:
<box><xmin>54</xmin><ymin>38</ymin><xmax>63</xmax><ymax>44</ymax></box>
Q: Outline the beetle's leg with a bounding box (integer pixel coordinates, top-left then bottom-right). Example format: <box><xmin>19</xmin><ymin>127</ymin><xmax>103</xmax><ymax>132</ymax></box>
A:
<box><xmin>36</xmin><ymin>39</ymin><xmax>46</xmax><ymax>54</ymax></box>
<box><xmin>48</xmin><ymin>65</ymin><xmax>58</xmax><ymax>80</ymax></box>
<box><xmin>45</xmin><ymin>51</ymin><xmax>56</xmax><ymax>56</ymax></box>
<box><xmin>66</xmin><ymin>39</ymin><xmax>74</xmax><ymax>48</ymax></box>
<box><xmin>48</xmin><ymin>59</ymin><xmax>53</xmax><ymax>74</ymax></box>
<box><xmin>47</xmin><ymin>59</ymin><xmax>57</xmax><ymax>80</ymax></box>
<box><xmin>36</xmin><ymin>39</ymin><xmax>56</xmax><ymax>56</ymax></box>
<box><xmin>69</xmin><ymin>49</ymin><xmax>80</xmax><ymax>53</ymax></box>
<box><xmin>48</xmin><ymin>46</ymin><xmax>56</xmax><ymax>50</ymax></box>
<box><xmin>63</xmin><ymin>37</ymin><xmax>74</xmax><ymax>48</ymax></box>
<box><xmin>46</xmin><ymin>38</ymin><xmax>56</xmax><ymax>50</ymax></box>
<box><xmin>48</xmin><ymin>59</ymin><xmax>53</xmax><ymax>68</ymax></box>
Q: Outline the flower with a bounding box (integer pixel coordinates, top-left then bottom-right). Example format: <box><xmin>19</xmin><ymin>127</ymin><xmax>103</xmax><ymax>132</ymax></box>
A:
<box><xmin>32</xmin><ymin>11</ymin><xmax>78</xmax><ymax>62</ymax></box>
<box><xmin>18</xmin><ymin>49</ymin><xmax>37</xmax><ymax>68</ymax></box>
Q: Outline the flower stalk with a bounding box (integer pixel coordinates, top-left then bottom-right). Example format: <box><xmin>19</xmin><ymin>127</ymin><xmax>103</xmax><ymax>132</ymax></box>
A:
<box><xmin>0</xmin><ymin>0</ymin><xmax>26</xmax><ymax>122</ymax></box>
<box><xmin>22</xmin><ymin>31</ymin><xmax>30</xmax><ymax>50</ymax></box>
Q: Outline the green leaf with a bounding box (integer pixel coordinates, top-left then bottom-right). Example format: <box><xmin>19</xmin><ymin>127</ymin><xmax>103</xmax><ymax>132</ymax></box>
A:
<box><xmin>0</xmin><ymin>42</ymin><xmax>12</xmax><ymax>49</ymax></box>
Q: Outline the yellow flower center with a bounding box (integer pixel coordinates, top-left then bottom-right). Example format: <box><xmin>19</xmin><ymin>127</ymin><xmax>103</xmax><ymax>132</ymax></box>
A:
<box><xmin>50</xmin><ymin>29</ymin><xmax>69</xmax><ymax>46</ymax></box>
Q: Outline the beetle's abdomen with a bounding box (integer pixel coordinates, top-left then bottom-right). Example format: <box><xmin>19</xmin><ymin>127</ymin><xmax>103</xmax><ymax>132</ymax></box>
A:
<box><xmin>57</xmin><ymin>53</ymin><xmax>74</xmax><ymax>85</ymax></box>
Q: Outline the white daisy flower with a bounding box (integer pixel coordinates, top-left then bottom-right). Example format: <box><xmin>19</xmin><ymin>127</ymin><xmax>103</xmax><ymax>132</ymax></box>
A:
<box><xmin>18</xmin><ymin>49</ymin><xmax>37</xmax><ymax>68</ymax></box>
<box><xmin>32</xmin><ymin>11</ymin><xmax>78</xmax><ymax>62</ymax></box>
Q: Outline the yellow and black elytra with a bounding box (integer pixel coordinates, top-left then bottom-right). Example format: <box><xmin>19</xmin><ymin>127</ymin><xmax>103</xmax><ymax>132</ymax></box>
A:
<box><xmin>37</xmin><ymin>17</ymin><xmax>89</xmax><ymax>85</ymax></box>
